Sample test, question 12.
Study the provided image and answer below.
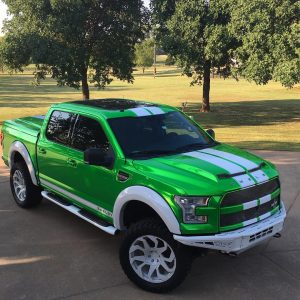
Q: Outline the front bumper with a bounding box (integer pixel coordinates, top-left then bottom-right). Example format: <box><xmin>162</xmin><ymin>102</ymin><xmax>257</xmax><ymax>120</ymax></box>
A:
<box><xmin>174</xmin><ymin>202</ymin><xmax>286</xmax><ymax>253</ymax></box>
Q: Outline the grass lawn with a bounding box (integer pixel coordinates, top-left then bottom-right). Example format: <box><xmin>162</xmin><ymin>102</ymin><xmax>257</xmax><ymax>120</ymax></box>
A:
<box><xmin>0</xmin><ymin>62</ymin><xmax>300</xmax><ymax>151</ymax></box>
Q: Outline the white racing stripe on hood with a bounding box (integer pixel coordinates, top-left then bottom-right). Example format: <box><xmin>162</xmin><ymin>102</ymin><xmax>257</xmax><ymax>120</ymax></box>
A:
<box><xmin>145</xmin><ymin>107</ymin><xmax>165</xmax><ymax>115</ymax></box>
<box><xmin>129</xmin><ymin>108</ymin><xmax>151</xmax><ymax>116</ymax></box>
<box><xmin>200</xmin><ymin>148</ymin><xmax>268</xmax><ymax>183</ymax></box>
<box><xmin>185</xmin><ymin>151</ymin><xmax>255</xmax><ymax>188</ymax></box>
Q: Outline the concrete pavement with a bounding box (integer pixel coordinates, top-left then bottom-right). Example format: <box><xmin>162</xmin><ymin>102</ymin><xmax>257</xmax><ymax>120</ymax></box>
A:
<box><xmin>0</xmin><ymin>150</ymin><xmax>300</xmax><ymax>300</ymax></box>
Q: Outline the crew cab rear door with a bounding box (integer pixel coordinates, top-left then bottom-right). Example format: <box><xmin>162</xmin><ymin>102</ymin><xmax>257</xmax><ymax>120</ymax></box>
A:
<box><xmin>37</xmin><ymin>109</ymin><xmax>77</xmax><ymax>191</ymax></box>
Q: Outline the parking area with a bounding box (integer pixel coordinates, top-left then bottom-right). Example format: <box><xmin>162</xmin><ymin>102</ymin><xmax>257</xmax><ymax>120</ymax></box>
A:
<box><xmin>0</xmin><ymin>149</ymin><xmax>300</xmax><ymax>300</ymax></box>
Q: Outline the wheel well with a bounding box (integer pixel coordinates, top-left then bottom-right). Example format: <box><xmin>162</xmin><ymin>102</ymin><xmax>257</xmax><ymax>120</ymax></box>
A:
<box><xmin>123</xmin><ymin>201</ymin><xmax>163</xmax><ymax>228</ymax></box>
<box><xmin>11</xmin><ymin>151</ymin><xmax>26</xmax><ymax>166</ymax></box>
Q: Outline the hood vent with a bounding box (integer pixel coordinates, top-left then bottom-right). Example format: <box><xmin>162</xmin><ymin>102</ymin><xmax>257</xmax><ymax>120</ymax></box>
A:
<box><xmin>218</xmin><ymin>162</ymin><xmax>266</xmax><ymax>179</ymax></box>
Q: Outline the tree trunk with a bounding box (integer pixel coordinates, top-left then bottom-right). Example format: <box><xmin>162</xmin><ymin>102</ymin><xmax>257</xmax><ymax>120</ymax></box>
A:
<box><xmin>202</xmin><ymin>60</ymin><xmax>211</xmax><ymax>112</ymax></box>
<box><xmin>142</xmin><ymin>67</ymin><xmax>145</xmax><ymax>74</ymax></box>
<box><xmin>82</xmin><ymin>69</ymin><xmax>90</xmax><ymax>100</ymax></box>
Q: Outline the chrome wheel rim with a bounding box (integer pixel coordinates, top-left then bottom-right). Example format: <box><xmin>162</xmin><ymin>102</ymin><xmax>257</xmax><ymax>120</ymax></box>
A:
<box><xmin>129</xmin><ymin>235</ymin><xmax>176</xmax><ymax>283</ymax></box>
<box><xmin>13</xmin><ymin>170</ymin><xmax>26</xmax><ymax>202</ymax></box>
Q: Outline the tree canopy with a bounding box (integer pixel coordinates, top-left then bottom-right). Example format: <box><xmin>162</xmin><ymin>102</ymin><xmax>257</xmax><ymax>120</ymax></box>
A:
<box><xmin>1</xmin><ymin>0</ymin><xmax>147</xmax><ymax>100</ymax></box>
<box><xmin>152</xmin><ymin>0</ymin><xmax>235</xmax><ymax>111</ymax></box>
<box><xmin>135</xmin><ymin>39</ymin><xmax>154</xmax><ymax>73</ymax></box>
<box><xmin>230</xmin><ymin>0</ymin><xmax>300</xmax><ymax>88</ymax></box>
<box><xmin>152</xmin><ymin>0</ymin><xmax>300</xmax><ymax>112</ymax></box>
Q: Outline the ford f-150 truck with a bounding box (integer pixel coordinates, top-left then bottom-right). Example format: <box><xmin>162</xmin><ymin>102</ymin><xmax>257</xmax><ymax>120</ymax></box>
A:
<box><xmin>1</xmin><ymin>99</ymin><xmax>286</xmax><ymax>293</ymax></box>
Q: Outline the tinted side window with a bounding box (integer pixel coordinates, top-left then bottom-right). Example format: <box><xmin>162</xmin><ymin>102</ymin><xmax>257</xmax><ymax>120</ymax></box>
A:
<box><xmin>71</xmin><ymin>115</ymin><xmax>110</xmax><ymax>152</ymax></box>
<box><xmin>46</xmin><ymin>111</ymin><xmax>75</xmax><ymax>146</ymax></box>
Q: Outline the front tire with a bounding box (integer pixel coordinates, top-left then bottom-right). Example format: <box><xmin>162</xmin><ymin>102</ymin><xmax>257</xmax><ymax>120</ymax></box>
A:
<box><xmin>120</xmin><ymin>219</ymin><xmax>192</xmax><ymax>293</ymax></box>
<box><xmin>10</xmin><ymin>161</ymin><xmax>42</xmax><ymax>208</ymax></box>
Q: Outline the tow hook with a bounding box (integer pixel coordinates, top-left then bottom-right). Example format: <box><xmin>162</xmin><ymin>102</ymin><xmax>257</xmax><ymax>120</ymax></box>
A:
<box><xmin>219</xmin><ymin>251</ymin><xmax>238</xmax><ymax>257</ymax></box>
<box><xmin>273</xmin><ymin>233</ymin><xmax>281</xmax><ymax>238</ymax></box>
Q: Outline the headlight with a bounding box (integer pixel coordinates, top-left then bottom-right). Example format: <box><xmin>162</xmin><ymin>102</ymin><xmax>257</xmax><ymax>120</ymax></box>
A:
<box><xmin>175</xmin><ymin>196</ymin><xmax>209</xmax><ymax>224</ymax></box>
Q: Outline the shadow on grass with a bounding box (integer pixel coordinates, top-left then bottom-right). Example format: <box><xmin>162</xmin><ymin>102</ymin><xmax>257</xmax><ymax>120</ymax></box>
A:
<box><xmin>184</xmin><ymin>100</ymin><xmax>300</xmax><ymax>127</ymax></box>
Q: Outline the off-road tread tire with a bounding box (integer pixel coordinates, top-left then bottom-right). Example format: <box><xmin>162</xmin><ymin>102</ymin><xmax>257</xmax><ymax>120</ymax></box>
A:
<box><xmin>10</xmin><ymin>161</ymin><xmax>42</xmax><ymax>208</ymax></box>
<box><xmin>119</xmin><ymin>218</ymin><xmax>192</xmax><ymax>293</ymax></box>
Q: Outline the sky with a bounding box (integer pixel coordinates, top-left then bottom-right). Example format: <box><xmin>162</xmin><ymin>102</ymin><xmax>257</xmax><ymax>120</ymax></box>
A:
<box><xmin>0</xmin><ymin>0</ymin><xmax>151</xmax><ymax>35</ymax></box>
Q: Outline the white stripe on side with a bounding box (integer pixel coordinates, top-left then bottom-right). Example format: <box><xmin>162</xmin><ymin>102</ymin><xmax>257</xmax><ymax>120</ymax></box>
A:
<box><xmin>40</xmin><ymin>179</ymin><xmax>113</xmax><ymax>218</ymax></box>
<box><xmin>128</xmin><ymin>108</ymin><xmax>151</xmax><ymax>116</ymax></box>
<box><xmin>185</xmin><ymin>151</ymin><xmax>255</xmax><ymax>188</ymax></box>
<box><xmin>200</xmin><ymin>148</ymin><xmax>269</xmax><ymax>183</ymax></box>
<box><xmin>145</xmin><ymin>106</ymin><xmax>165</xmax><ymax>115</ymax></box>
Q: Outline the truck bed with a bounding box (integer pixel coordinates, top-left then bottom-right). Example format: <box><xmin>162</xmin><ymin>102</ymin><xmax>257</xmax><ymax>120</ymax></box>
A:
<box><xmin>4</xmin><ymin>116</ymin><xmax>45</xmax><ymax>137</ymax></box>
<box><xmin>1</xmin><ymin>115</ymin><xmax>45</xmax><ymax>167</ymax></box>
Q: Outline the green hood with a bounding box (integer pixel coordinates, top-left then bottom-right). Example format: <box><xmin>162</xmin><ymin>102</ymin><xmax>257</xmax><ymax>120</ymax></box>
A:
<box><xmin>132</xmin><ymin>144</ymin><xmax>278</xmax><ymax>196</ymax></box>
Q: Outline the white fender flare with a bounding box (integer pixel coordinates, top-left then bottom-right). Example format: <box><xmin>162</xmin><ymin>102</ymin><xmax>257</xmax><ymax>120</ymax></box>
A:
<box><xmin>113</xmin><ymin>186</ymin><xmax>181</xmax><ymax>234</ymax></box>
<box><xmin>8</xmin><ymin>141</ymin><xmax>38</xmax><ymax>186</ymax></box>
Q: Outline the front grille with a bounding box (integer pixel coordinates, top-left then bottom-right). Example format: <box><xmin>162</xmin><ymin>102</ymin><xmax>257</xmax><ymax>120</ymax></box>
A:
<box><xmin>221</xmin><ymin>178</ymin><xmax>280</xmax><ymax>207</ymax></box>
<box><xmin>220</xmin><ymin>178</ymin><xmax>280</xmax><ymax>229</ymax></box>
<box><xmin>220</xmin><ymin>196</ymin><xmax>280</xmax><ymax>227</ymax></box>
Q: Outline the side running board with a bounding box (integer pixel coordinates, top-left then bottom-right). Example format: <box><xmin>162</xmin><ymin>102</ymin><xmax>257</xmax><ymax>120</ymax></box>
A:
<box><xmin>41</xmin><ymin>191</ymin><xmax>118</xmax><ymax>235</ymax></box>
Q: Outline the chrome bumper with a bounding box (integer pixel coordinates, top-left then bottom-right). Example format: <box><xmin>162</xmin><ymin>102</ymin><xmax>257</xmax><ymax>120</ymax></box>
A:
<box><xmin>174</xmin><ymin>202</ymin><xmax>286</xmax><ymax>253</ymax></box>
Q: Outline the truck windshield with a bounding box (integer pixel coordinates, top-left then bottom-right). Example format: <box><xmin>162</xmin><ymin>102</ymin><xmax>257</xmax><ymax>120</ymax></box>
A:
<box><xmin>108</xmin><ymin>111</ymin><xmax>216</xmax><ymax>159</ymax></box>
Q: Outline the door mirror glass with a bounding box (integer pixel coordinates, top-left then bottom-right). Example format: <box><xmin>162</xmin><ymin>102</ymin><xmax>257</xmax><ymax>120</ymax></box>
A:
<box><xmin>206</xmin><ymin>128</ymin><xmax>215</xmax><ymax>139</ymax></box>
<box><xmin>84</xmin><ymin>148</ymin><xmax>113</xmax><ymax>168</ymax></box>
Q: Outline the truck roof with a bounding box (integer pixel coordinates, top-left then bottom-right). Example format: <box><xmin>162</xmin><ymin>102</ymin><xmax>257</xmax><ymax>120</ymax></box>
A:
<box><xmin>53</xmin><ymin>98</ymin><xmax>175</xmax><ymax>119</ymax></box>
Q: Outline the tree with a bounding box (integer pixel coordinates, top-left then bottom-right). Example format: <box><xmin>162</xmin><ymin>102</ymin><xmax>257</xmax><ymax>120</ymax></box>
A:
<box><xmin>229</xmin><ymin>0</ymin><xmax>300</xmax><ymax>89</ymax></box>
<box><xmin>152</xmin><ymin>0</ymin><xmax>300</xmax><ymax>112</ymax></box>
<box><xmin>0</xmin><ymin>37</ymin><xmax>4</xmax><ymax>73</ymax></box>
<box><xmin>135</xmin><ymin>39</ymin><xmax>154</xmax><ymax>73</ymax></box>
<box><xmin>1</xmin><ymin>0</ymin><xmax>147</xmax><ymax>100</ymax></box>
<box><xmin>152</xmin><ymin>0</ymin><xmax>236</xmax><ymax>112</ymax></box>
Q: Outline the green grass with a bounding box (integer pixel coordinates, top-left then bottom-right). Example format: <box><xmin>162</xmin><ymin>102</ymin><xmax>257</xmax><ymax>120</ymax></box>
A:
<box><xmin>0</xmin><ymin>61</ymin><xmax>300</xmax><ymax>151</ymax></box>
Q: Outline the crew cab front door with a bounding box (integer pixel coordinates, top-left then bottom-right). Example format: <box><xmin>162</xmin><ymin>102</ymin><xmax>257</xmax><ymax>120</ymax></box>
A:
<box><xmin>66</xmin><ymin>114</ymin><xmax>117</xmax><ymax>219</ymax></box>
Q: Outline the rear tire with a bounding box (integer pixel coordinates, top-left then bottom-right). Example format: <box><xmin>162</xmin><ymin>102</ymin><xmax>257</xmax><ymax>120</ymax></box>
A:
<box><xmin>120</xmin><ymin>218</ymin><xmax>192</xmax><ymax>293</ymax></box>
<box><xmin>10</xmin><ymin>161</ymin><xmax>42</xmax><ymax>208</ymax></box>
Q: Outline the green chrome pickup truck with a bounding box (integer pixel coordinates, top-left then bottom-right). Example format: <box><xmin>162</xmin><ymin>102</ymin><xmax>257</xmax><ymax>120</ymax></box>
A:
<box><xmin>1</xmin><ymin>99</ymin><xmax>286</xmax><ymax>292</ymax></box>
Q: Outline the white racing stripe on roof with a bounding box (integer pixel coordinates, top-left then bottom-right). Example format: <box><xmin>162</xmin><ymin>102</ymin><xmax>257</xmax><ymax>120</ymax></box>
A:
<box><xmin>200</xmin><ymin>148</ymin><xmax>269</xmax><ymax>183</ymax></box>
<box><xmin>146</xmin><ymin>107</ymin><xmax>165</xmax><ymax>115</ymax></box>
<box><xmin>185</xmin><ymin>151</ymin><xmax>255</xmax><ymax>188</ymax></box>
<box><xmin>128</xmin><ymin>108</ymin><xmax>151</xmax><ymax>116</ymax></box>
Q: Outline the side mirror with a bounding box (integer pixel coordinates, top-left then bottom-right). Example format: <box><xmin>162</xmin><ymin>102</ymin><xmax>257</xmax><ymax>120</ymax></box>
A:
<box><xmin>84</xmin><ymin>148</ymin><xmax>114</xmax><ymax>168</ymax></box>
<box><xmin>206</xmin><ymin>128</ymin><xmax>215</xmax><ymax>139</ymax></box>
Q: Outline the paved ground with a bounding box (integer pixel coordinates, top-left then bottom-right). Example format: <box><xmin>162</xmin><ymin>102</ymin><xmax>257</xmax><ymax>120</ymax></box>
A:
<box><xmin>0</xmin><ymin>150</ymin><xmax>300</xmax><ymax>300</ymax></box>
